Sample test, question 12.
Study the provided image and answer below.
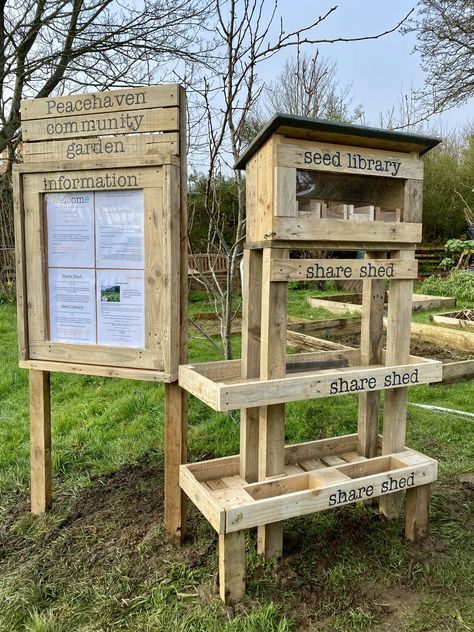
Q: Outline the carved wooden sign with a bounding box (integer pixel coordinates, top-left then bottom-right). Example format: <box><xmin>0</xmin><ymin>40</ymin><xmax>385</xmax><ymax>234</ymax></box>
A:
<box><xmin>271</xmin><ymin>258</ymin><xmax>418</xmax><ymax>282</ymax></box>
<box><xmin>277</xmin><ymin>140</ymin><xmax>423</xmax><ymax>180</ymax></box>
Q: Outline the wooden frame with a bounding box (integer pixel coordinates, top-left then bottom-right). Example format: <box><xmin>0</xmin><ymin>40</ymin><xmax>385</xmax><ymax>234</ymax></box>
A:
<box><xmin>14</xmin><ymin>157</ymin><xmax>180</xmax><ymax>381</ymax></box>
<box><xmin>180</xmin><ymin>436</ymin><xmax>437</xmax><ymax>535</ymax></box>
<box><xmin>178</xmin><ymin>117</ymin><xmax>442</xmax><ymax>603</ymax></box>
<box><xmin>15</xmin><ymin>85</ymin><xmax>188</xmax><ymax>538</ymax></box>
<box><xmin>179</xmin><ymin>352</ymin><xmax>442</xmax><ymax>412</ymax></box>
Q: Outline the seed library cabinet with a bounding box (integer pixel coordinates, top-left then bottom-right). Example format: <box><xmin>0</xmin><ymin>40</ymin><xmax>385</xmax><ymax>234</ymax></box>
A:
<box><xmin>178</xmin><ymin>115</ymin><xmax>443</xmax><ymax>603</ymax></box>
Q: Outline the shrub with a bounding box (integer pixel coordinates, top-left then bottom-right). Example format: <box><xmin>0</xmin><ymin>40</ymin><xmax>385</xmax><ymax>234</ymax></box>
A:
<box><xmin>419</xmin><ymin>270</ymin><xmax>474</xmax><ymax>302</ymax></box>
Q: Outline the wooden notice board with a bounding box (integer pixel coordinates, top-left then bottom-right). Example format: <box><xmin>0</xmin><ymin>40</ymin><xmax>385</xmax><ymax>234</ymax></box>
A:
<box><xmin>14</xmin><ymin>85</ymin><xmax>185</xmax><ymax>382</ymax></box>
<box><xmin>14</xmin><ymin>85</ymin><xmax>188</xmax><ymax>536</ymax></box>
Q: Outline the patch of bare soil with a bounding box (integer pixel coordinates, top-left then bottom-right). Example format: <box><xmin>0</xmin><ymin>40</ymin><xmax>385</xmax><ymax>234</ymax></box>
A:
<box><xmin>335</xmin><ymin>332</ymin><xmax>468</xmax><ymax>362</ymax></box>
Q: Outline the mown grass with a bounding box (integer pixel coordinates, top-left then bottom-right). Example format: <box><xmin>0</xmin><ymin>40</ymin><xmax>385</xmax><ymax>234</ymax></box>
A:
<box><xmin>0</xmin><ymin>291</ymin><xmax>473</xmax><ymax>631</ymax></box>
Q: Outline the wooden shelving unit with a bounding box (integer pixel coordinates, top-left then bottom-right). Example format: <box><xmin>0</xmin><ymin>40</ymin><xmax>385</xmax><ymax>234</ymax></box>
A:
<box><xmin>178</xmin><ymin>115</ymin><xmax>443</xmax><ymax>603</ymax></box>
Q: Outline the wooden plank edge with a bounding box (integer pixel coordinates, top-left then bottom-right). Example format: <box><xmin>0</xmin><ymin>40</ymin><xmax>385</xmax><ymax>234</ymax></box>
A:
<box><xmin>19</xmin><ymin>360</ymin><xmax>175</xmax><ymax>382</ymax></box>
<box><xmin>179</xmin><ymin>465</ymin><xmax>225</xmax><ymax>534</ymax></box>
<box><xmin>225</xmin><ymin>461</ymin><xmax>437</xmax><ymax>532</ymax></box>
<box><xmin>13</xmin><ymin>155</ymin><xmax>180</xmax><ymax>173</ymax></box>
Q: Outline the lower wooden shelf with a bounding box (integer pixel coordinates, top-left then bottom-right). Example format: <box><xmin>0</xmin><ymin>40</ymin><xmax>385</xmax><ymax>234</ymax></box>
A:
<box><xmin>180</xmin><ymin>434</ymin><xmax>438</xmax><ymax>535</ymax></box>
<box><xmin>179</xmin><ymin>350</ymin><xmax>443</xmax><ymax>411</ymax></box>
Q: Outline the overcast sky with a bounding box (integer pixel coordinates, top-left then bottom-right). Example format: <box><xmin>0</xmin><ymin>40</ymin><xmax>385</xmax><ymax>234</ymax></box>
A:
<box><xmin>259</xmin><ymin>0</ymin><xmax>473</xmax><ymax>132</ymax></box>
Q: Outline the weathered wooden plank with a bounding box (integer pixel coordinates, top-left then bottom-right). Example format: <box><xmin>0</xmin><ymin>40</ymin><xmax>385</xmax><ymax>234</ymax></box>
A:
<box><xmin>380</xmin><ymin>250</ymin><xmax>414</xmax><ymax>520</ymax></box>
<box><xmin>23</xmin><ymin>107</ymin><xmax>179</xmax><ymax>142</ymax></box>
<box><xmin>165</xmin><ymin>382</ymin><xmax>187</xmax><ymax>542</ymax></box>
<box><xmin>23</xmin><ymin>133</ymin><xmax>179</xmax><ymax>164</ymax></box>
<box><xmin>405</xmin><ymin>484</ymin><xmax>431</xmax><ymax>542</ymax></box>
<box><xmin>240</xmin><ymin>249</ymin><xmax>262</xmax><ymax>483</ymax></box>
<box><xmin>179</xmin><ymin>465</ymin><xmax>224</xmax><ymax>534</ymax></box>
<box><xmin>273</xmin><ymin>218</ymin><xmax>422</xmax><ymax>244</ymax></box>
<box><xmin>19</xmin><ymin>360</ymin><xmax>175</xmax><ymax>382</ymax></box>
<box><xmin>219</xmin><ymin>532</ymin><xmax>246</xmax><ymax>604</ymax></box>
<box><xmin>189</xmin><ymin>359</ymin><xmax>442</xmax><ymax>412</ymax></box>
<box><xmin>271</xmin><ymin>258</ymin><xmax>418</xmax><ymax>282</ymax></box>
<box><xmin>29</xmin><ymin>370</ymin><xmax>52</xmax><ymax>515</ymax></box>
<box><xmin>258</xmin><ymin>247</ymin><xmax>288</xmax><ymax>559</ymax></box>
<box><xmin>21</xmin><ymin>85</ymin><xmax>180</xmax><ymax>120</ymax></box>
<box><xmin>358</xmin><ymin>251</ymin><xmax>386</xmax><ymax>459</ymax></box>
<box><xmin>277</xmin><ymin>139</ymin><xmax>424</xmax><ymax>180</ymax></box>
<box><xmin>287</xmin><ymin>316</ymin><xmax>361</xmax><ymax>338</ymax></box>
<box><xmin>442</xmin><ymin>360</ymin><xmax>474</xmax><ymax>382</ymax></box>
<box><xmin>226</xmin><ymin>462</ymin><xmax>437</xmax><ymax>532</ymax></box>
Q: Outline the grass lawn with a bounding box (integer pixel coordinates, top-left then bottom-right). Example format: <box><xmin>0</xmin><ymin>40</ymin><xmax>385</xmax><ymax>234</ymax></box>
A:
<box><xmin>0</xmin><ymin>290</ymin><xmax>473</xmax><ymax>632</ymax></box>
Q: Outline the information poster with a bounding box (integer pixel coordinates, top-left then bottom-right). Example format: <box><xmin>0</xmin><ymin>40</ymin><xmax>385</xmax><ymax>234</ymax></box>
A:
<box><xmin>48</xmin><ymin>268</ymin><xmax>96</xmax><ymax>343</ymax></box>
<box><xmin>97</xmin><ymin>270</ymin><xmax>145</xmax><ymax>347</ymax></box>
<box><xmin>95</xmin><ymin>190</ymin><xmax>144</xmax><ymax>269</ymax></box>
<box><xmin>46</xmin><ymin>190</ymin><xmax>146</xmax><ymax>348</ymax></box>
<box><xmin>46</xmin><ymin>193</ymin><xmax>94</xmax><ymax>268</ymax></box>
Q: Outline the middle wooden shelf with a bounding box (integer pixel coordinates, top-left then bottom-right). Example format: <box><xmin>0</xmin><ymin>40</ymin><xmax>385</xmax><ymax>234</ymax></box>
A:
<box><xmin>179</xmin><ymin>349</ymin><xmax>442</xmax><ymax>412</ymax></box>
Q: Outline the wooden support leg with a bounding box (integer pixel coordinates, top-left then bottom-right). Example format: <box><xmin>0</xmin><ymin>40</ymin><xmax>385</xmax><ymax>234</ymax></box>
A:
<box><xmin>164</xmin><ymin>381</ymin><xmax>187</xmax><ymax>542</ymax></box>
<box><xmin>240</xmin><ymin>249</ymin><xmax>262</xmax><ymax>483</ymax></box>
<box><xmin>405</xmin><ymin>484</ymin><xmax>431</xmax><ymax>542</ymax></box>
<box><xmin>257</xmin><ymin>248</ymin><xmax>288</xmax><ymax>560</ymax></box>
<box><xmin>219</xmin><ymin>531</ymin><xmax>246</xmax><ymax>604</ymax></box>
<box><xmin>30</xmin><ymin>369</ymin><xmax>52</xmax><ymax>515</ymax></box>
<box><xmin>358</xmin><ymin>252</ymin><xmax>385</xmax><ymax>458</ymax></box>
<box><xmin>380</xmin><ymin>250</ymin><xmax>414</xmax><ymax>520</ymax></box>
<box><xmin>257</xmin><ymin>403</ymin><xmax>285</xmax><ymax>559</ymax></box>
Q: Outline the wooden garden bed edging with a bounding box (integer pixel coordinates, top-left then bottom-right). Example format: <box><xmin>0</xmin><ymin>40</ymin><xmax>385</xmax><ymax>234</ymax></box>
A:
<box><xmin>307</xmin><ymin>293</ymin><xmax>456</xmax><ymax>315</ymax></box>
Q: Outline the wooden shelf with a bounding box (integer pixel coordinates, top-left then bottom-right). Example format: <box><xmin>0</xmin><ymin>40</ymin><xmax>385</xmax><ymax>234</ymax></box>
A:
<box><xmin>179</xmin><ymin>350</ymin><xmax>442</xmax><ymax>412</ymax></box>
<box><xmin>180</xmin><ymin>434</ymin><xmax>438</xmax><ymax>534</ymax></box>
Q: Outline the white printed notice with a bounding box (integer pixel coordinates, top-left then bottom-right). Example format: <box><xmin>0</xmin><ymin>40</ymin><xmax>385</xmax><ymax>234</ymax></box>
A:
<box><xmin>95</xmin><ymin>190</ymin><xmax>144</xmax><ymax>268</ymax></box>
<box><xmin>49</xmin><ymin>268</ymin><xmax>96</xmax><ymax>343</ymax></box>
<box><xmin>46</xmin><ymin>192</ymin><xmax>94</xmax><ymax>268</ymax></box>
<box><xmin>97</xmin><ymin>270</ymin><xmax>145</xmax><ymax>347</ymax></box>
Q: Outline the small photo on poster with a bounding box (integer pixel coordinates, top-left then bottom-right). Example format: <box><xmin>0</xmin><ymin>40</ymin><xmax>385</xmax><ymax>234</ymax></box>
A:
<box><xmin>96</xmin><ymin>270</ymin><xmax>145</xmax><ymax>348</ymax></box>
<box><xmin>100</xmin><ymin>284</ymin><xmax>121</xmax><ymax>303</ymax></box>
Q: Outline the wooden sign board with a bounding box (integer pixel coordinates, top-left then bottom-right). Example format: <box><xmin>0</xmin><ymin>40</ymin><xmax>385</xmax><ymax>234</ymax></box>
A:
<box><xmin>277</xmin><ymin>139</ymin><xmax>423</xmax><ymax>180</ymax></box>
<box><xmin>14</xmin><ymin>157</ymin><xmax>180</xmax><ymax>382</ymax></box>
<box><xmin>271</xmin><ymin>258</ymin><xmax>418</xmax><ymax>282</ymax></box>
<box><xmin>15</xmin><ymin>85</ymin><xmax>185</xmax><ymax>382</ymax></box>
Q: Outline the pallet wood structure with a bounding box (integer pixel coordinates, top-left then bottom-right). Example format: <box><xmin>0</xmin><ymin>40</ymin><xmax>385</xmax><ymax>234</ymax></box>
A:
<box><xmin>14</xmin><ymin>85</ymin><xmax>188</xmax><ymax>539</ymax></box>
<box><xmin>178</xmin><ymin>115</ymin><xmax>444</xmax><ymax>603</ymax></box>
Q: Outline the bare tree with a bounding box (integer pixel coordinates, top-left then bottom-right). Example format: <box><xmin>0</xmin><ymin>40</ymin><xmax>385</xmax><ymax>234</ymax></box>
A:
<box><xmin>0</xmin><ymin>0</ymin><xmax>211</xmax><ymax>281</ymax></box>
<box><xmin>264</xmin><ymin>47</ymin><xmax>363</xmax><ymax>122</ymax></box>
<box><xmin>183</xmin><ymin>0</ymin><xmax>413</xmax><ymax>359</ymax></box>
<box><xmin>402</xmin><ymin>0</ymin><xmax>474</xmax><ymax>114</ymax></box>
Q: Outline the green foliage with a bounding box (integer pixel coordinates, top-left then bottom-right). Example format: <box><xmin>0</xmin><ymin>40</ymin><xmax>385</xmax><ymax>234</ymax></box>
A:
<box><xmin>0</xmin><ymin>282</ymin><xmax>15</xmax><ymax>304</ymax></box>
<box><xmin>444</xmin><ymin>238</ymin><xmax>474</xmax><ymax>256</ymax></box>
<box><xmin>419</xmin><ymin>270</ymin><xmax>474</xmax><ymax>302</ymax></box>
<box><xmin>422</xmin><ymin>148</ymin><xmax>465</xmax><ymax>243</ymax></box>
<box><xmin>188</xmin><ymin>173</ymin><xmax>240</xmax><ymax>253</ymax></box>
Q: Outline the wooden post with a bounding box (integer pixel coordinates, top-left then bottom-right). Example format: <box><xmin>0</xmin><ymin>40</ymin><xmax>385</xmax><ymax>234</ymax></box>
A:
<box><xmin>405</xmin><ymin>484</ymin><xmax>430</xmax><ymax>542</ymax></box>
<box><xmin>164</xmin><ymin>382</ymin><xmax>187</xmax><ymax>541</ymax></box>
<box><xmin>29</xmin><ymin>369</ymin><xmax>52</xmax><ymax>515</ymax></box>
<box><xmin>380</xmin><ymin>250</ymin><xmax>415</xmax><ymax>519</ymax></box>
<box><xmin>257</xmin><ymin>247</ymin><xmax>288</xmax><ymax>559</ymax></box>
<box><xmin>164</xmin><ymin>85</ymin><xmax>188</xmax><ymax>542</ymax></box>
<box><xmin>219</xmin><ymin>531</ymin><xmax>246</xmax><ymax>604</ymax></box>
<box><xmin>240</xmin><ymin>248</ymin><xmax>262</xmax><ymax>483</ymax></box>
<box><xmin>358</xmin><ymin>251</ymin><xmax>385</xmax><ymax>458</ymax></box>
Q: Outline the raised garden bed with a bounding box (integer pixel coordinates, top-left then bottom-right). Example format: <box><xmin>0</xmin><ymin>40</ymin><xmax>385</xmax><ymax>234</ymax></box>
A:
<box><xmin>431</xmin><ymin>308</ymin><xmax>474</xmax><ymax>330</ymax></box>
